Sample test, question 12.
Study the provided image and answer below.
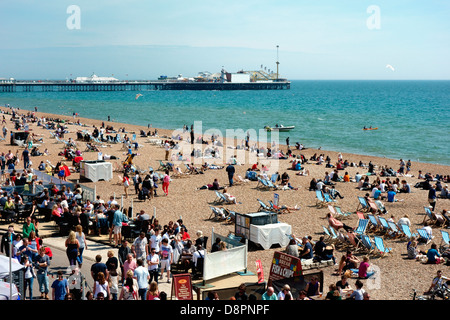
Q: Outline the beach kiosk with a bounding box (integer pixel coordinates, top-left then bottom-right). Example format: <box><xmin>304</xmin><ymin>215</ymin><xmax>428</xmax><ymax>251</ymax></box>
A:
<box><xmin>234</xmin><ymin>211</ymin><xmax>291</xmax><ymax>250</ymax></box>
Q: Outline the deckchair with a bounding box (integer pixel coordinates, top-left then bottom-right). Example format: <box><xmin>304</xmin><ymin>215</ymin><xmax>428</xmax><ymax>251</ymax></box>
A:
<box><xmin>329</xmin><ymin>227</ymin><xmax>349</xmax><ymax>249</ymax></box>
<box><xmin>355</xmin><ymin>219</ymin><xmax>369</xmax><ymax>236</ymax></box>
<box><xmin>423</xmin><ymin>206</ymin><xmax>437</xmax><ymax>226</ymax></box>
<box><xmin>256</xmin><ymin>177</ymin><xmax>270</xmax><ymax>190</ymax></box>
<box><xmin>399</xmin><ymin>224</ymin><xmax>417</xmax><ymax>240</ymax></box>
<box><xmin>209</xmin><ymin>206</ymin><xmax>225</xmax><ymax>221</ymax></box>
<box><xmin>315</xmin><ymin>190</ymin><xmax>328</xmax><ymax>208</ymax></box>
<box><xmin>440</xmin><ymin>230</ymin><xmax>450</xmax><ymax>251</ymax></box>
<box><xmin>347</xmin><ymin>232</ymin><xmax>362</xmax><ymax>252</ymax></box>
<box><xmin>213</xmin><ymin>191</ymin><xmax>225</xmax><ymax>205</ymax></box>
<box><xmin>322</xmin><ymin>226</ymin><xmax>335</xmax><ymax>243</ymax></box>
<box><xmin>373</xmin><ymin>236</ymin><xmax>392</xmax><ymax>257</ymax></box>
<box><xmin>367</xmin><ymin>214</ymin><xmax>380</xmax><ymax>233</ymax></box>
<box><xmin>223</xmin><ymin>208</ymin><xmax>236</xmax><ymax>223</ymax></box>
<box><xmin>356</xmin><ymin>211</ymin><xmax>366</xmax><ymax>220</ymax></box>
<box><xmin>375</xmin><ymin>200</ymin><xmax>387</xmax><ymax>214</ymax></box>
<box><xmin>334</xmin><ymin>206</ymin><xmax>352</xmax><ymax>219</ymax></box>
<box><xmin>257</xmin><ymin>199</ymin><xmax>272</xmax><ymax>212</ymax></box>
<box><xmin>377</xmin><ymin>216</ymin><xmax>390</xmax><ymax>236</ymax></box>
<box><xmin>324</xmin><ymin>193</ymin><xmax>337</xmax><ymax>205</ymax></box>
<box><xmin>360</xmin><ymin>235</ymin><xmax>375</xmax><ymax>255</ymax></box>
<box><xmin>387</xmin><ymin>221</ymin><xmax>401</xmax><ymax>238</ymax></box>
<box><xmin>356</xmin><ymin>196</ymin><xmax>370</xmax><ymax>212</ymax></box>
<box><xmin>158</xmin><ymin>160</ymin><xmax>170</xmax><ymax>172</ymax></box>
<box><xmin>328</xmin><ymin>227</ymin><xmax>340</xmax><ymax>244</ymax></box>
<box><xmin>368</xmin><ymin>200</ymin><xmax>379</xmax><ymax>213</ymax></box>
<box><xmin>416</xmin><ymin>228</ymin><xmax>433</xmax><ymax>244</ymax></box>
<box><xmin>423</xmin><ymin>206</ymin><xmax>447</xmax><ymax>227</ymax></box>
<box><xmin>268</xmin><ymin>200</ymin><xmax>282</xmax><ymax>213</ymax></box>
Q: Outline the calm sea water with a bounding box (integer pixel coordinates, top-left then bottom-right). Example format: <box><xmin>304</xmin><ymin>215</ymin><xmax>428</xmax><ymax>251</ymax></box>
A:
<box><xmin>1</xmin><ymin>80</ymin><xmax>449</xmax><ymax>165</ymax></box>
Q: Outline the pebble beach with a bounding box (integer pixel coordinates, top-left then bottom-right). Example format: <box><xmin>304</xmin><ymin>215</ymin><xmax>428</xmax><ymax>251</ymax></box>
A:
<box><xmin>1</xmin><ymin>105</ymin><xmax>449</xmax><ymax>301</ymax></box>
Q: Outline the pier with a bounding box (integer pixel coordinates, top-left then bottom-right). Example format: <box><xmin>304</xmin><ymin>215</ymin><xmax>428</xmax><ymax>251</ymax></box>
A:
<box><xmin>0</xmin><ymin>80</ymin><xmax>290</xmax><ymax>92</ymax></box>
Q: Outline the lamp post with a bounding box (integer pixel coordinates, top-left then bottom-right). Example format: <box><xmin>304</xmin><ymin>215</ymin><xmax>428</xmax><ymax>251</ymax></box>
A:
<box><xmin>276</xmin><ymin>45</ymin><xmax>280</xmax><ymax>81</ymax></box>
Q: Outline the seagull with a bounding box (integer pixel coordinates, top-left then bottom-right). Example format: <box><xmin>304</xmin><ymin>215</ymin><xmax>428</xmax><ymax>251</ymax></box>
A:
<box><xmin>386</xmin><ymin>64</ymin><xmax>395</xmax><ymax>71</ymax></box>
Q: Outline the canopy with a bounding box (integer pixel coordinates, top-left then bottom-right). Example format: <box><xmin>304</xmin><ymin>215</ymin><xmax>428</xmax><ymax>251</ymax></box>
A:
<box><xmin>0</xmin><ymin>255</ymin><xmax>24</xmax><ymax>279</ymax></box>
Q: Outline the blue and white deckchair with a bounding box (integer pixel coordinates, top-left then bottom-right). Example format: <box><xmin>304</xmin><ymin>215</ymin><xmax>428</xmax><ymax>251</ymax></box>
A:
<box><xmin>373</xmin><ymin>236</ymin><xmax>392</xmax><ymax>257</ymax></box>
<box><xmin>355</xmin><ymin>219</ymin><xmax>369</xmax><ymax>235</ymax></box>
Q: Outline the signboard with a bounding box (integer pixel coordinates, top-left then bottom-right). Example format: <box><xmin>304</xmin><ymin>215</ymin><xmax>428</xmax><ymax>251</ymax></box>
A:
<box><xmin>268</xmin><ymin>251</ymin><xmax>302</xmax><ymax>283</ymax></box>
<box><xmin>171</xmin><ymin>273</ymin><xmax>193</xmax><ymax>300</ymax></box>
<box><xmin>256</xmin><ymin>260</ymin><xmax>264</xmax><ymax>284</ymax></box>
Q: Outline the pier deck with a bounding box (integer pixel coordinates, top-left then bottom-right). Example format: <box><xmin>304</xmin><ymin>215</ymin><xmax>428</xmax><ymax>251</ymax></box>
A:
<box><xmin>0</xmin><ymin>80</ymin><xmax>290</xmax><ymax>92</ymax></box>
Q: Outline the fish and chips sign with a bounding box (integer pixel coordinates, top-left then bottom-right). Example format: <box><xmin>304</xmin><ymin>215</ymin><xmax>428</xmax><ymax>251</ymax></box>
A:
<box><xmin>269</xmin><ymin>251</ymin><xmax>302</xmax><ymax>282</ymax></box>
<box><xmin>171</xmin><ymin>273</ymin><xmax>193</xmax><ymax>300</ymax></box>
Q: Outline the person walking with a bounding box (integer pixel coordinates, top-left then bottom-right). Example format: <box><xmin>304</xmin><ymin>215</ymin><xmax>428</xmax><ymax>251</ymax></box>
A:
<box><xmin>226</xmin><ymin>164</ymin><xmax>235</xmax><ymax>187</ymax></box>
<box><xmin>162</xmin><ymin>169</ymin><xmax>171</xmax><ymax>196</ymax></box>
<box><xmin>34</xmin><ymin>246</ymin><xmax>51</xmax><ymax>299</ymax></box>
<box><xmin>133</xmin><ymin>258</ymin><xmax>149</xmax><ymax>300</ymax></box>
<box><xmin>65</xmin><ymin>231</ymin><xmax>80</xmax><ymax>267</ymax></box>
<box><xmin>75</xmin><ymin>225</ymin><xmax>87</xmax><ymax>268</ymax></box>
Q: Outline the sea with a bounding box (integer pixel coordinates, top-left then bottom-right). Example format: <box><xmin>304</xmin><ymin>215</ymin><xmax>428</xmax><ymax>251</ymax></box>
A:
<box><xmin>1</xmin><ymin>80</ymin><xmax>449</xmax><ymax>166</ymax></box>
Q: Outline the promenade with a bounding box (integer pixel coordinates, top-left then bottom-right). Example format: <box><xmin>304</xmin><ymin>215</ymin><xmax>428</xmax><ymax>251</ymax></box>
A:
<box><xmin>0</xmin><ymin>219</ymin><xmax>174</xmax><ymax>299</ymax></box>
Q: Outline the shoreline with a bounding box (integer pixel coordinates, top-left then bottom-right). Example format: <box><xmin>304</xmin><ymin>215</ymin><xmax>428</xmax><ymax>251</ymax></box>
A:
<box><xmin>2</xmin><ymin>105</ymin><xmax>449</xmax><ymax>172</ymax></box>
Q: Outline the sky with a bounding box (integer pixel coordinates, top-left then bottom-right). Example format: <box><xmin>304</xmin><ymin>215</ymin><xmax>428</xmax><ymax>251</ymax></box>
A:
<box><xmin>0</xmin><ymin>0</ymin><xmax>449</xmax><ymax>80</ymax></box>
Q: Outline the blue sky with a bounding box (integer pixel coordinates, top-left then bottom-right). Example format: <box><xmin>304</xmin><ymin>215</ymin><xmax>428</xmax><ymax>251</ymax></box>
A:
<box><xmin>0</xmin><ymin>0</ymin><xmax>449</xmax><ymax>80</ymax></box>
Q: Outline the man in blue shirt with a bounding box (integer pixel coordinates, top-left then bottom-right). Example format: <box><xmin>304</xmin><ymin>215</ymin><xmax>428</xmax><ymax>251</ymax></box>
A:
<box><xmin>51</xmin><ymin>271</ymin><xmax>69</xmax><ymax>300</ymax></box>
<box><xmin>387</xmin><ymin>188</ymin><xmax>397</xmax><ymax>202</ymax></box>
<box><xmin>299</xmin><ymin>237</ymin><xmax>314</xmax><ymax>260</ymax></box>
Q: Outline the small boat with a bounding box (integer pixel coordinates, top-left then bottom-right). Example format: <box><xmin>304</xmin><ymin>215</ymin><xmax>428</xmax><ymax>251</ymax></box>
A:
<box><xmin>264</xmin><ymin>125</ymin><xmax>295</xmax><ymax>132</ymax></box>
<box><xmin>363</xmin><ymin>127</ymin><xmax>378</xmax><ymax>131</ymax></box>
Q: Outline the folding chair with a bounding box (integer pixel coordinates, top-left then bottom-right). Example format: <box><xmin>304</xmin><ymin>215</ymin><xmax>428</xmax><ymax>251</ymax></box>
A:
<box><xmin>324</xmin><ymin>193</ymin><xmax>336</xmax><ymax>205</ymax></box>
<box><xmin>377</xmin><ymin>216</ymin><xmax>390</xmax><ymax>236</ymax></box>
<box><xmin>347</xmin><ymin>232</ymin><xmax>362</xmax><ymax>252</ymax></box>
<box><xmin>373</xmin><ymin>236</ymin><xmax>393</xmax><ymax>257</ymax></box>
<box><xmin>209</xmin><ymin>206</ymin><xmax>225</xmax><ymax>221</ymax></box>
<box><xmin>316</xmin><ymin>190</ymin><xmax>327</xmax><ymax>208</ymax></box>
<box><xmin>399</xmin><ymin>224</ymin><xmax>417</xmax><ymax>240</ymax></box>
<box><xmin>213</xmin><ymin>191</ymin><xmax>225</xmax><ymax>205</ymax></box>
<box><xmin>257</xmin><ymin>199</ymin><xmax>272</xmax><ymax>212</ymax></box>
<box><xmin>334</xmin><ymin>206</ymin><xmax>352</xmax><ymax>219</ymax></box>
<box><xmin>355</xmin><ymin>219</ymin><xmax>369</xmax><ymax>236</ymax></box>
<box><xmin>360</xmin><ymin>235</ymin><xmax>375</xmax><ymax>255</ymax></box>
<box><xmin>322</xmin><ymin>226</ymin><xmax>334</xmax><ymax>243</ymax></box>
<box><xmin>417</xmin><ymin>228</ymin><xmax>433</xmax><ymax>244</ymax></box>
<box><xmin>357</xmin><ymin>196</ymin><xmax>370</xmax><ymax>212</ymax></box>
<box><xmin>387</xmin><ymin>221</ymin><xmax>401</xmax><ymax>239</ymax></box>
<box><xmin>367</xmin><ymin>214</ymin><xmax>380</xmax><ymax>233</ymax></box>
<box><xmin>440</xmin><ymin>230</ymin><xmax>450</xmax><ymax>251</ymax></box>
<box><xmin>356</xmin><ymin>211</ymin><xmax>366</xmax><ymax>220</ymax></box>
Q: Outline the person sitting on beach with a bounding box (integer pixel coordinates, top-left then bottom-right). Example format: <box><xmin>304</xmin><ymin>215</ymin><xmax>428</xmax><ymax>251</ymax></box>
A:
<box><xmin>327</xmin><ymin>213</ymin><xmax>354</xmax><ymax>232</ymax></box>
<box><xmin>222</xmin><ymin>188</ymin><xmax>237</xmax><ymax>204</ymax></box>
<box><xmin>425</xmin><ymin>243</ymin><xmax>445</xmax><ymax>264</ymax></box>
<box><xmin>334</xmin><ymin>250</ymin><xmax>361</xmax><ymax>276</ymax></box>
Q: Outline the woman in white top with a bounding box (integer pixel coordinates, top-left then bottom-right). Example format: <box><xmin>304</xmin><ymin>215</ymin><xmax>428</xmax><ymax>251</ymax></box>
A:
<box><xmin>93</xmin><ymin>271</ymin><xmax>110</xmax><ymax>300</ymax></box>
<box><xmin>75</xmin><ymin>225</ymin><xmax>87</xmax><ymax>268</ymax></box>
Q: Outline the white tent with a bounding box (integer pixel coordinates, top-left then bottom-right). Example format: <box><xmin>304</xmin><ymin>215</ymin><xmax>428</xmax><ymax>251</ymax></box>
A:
<box><xmin>0</xmin><ymin>255</ymin><xmax>24</xmax><ymax>279</ymax></box>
